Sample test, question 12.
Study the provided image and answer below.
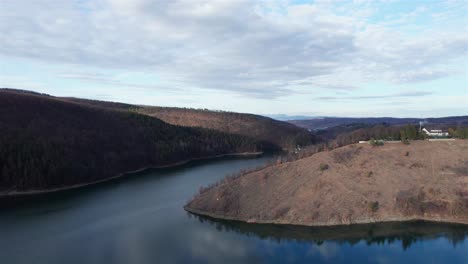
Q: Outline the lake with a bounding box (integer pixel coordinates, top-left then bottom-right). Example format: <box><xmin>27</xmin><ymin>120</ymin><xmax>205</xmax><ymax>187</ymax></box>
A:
<box><xmin>0</xmin><ymin>156</ymin><xmax>467</xmax><ymax>264</ymax></box>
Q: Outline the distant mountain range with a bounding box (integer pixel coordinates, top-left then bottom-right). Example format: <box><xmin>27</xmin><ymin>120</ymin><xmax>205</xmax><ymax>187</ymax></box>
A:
<box><xmin>266</xmin><ymin>114</ymin><xmax>322</xmax><ymax>121</ymax></box>
<box><xmin>289</xmin><ymin>116</ymin><xmax>468</xmax><ymax>130</ymax></box>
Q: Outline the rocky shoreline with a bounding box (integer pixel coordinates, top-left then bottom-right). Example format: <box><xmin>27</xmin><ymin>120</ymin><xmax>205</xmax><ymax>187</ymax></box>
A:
<box><xmin>185</xmin><ymin>206</ymin><xmax>468</xmax><ymax>227</ymax></box>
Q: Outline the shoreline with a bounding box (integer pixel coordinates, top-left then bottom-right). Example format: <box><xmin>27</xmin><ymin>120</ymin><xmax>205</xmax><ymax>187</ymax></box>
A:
<box><xmin>0</xmin><ymin>151</ymin><xmax>264</xmax><ymax>198</ymax></box>
<box><xmin>184</xmin><ymin>140</ymin><xmax>468</xmax><ymax>228</ymax></box>
<box><xmin>184</xmin><ymin>206</ymin><xmax>468</xmax><ymax>227</ymax></box>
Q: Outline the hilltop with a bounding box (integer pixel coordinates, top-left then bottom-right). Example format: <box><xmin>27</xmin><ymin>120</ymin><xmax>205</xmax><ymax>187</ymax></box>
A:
<box><xmin>55</xmin><ymin>91</ymin><xmax>315</xmax><ymax>151</ymax></box>
<box><xmin>0</xmin><ymin>89</ymin><xmax>266</xmax><ymax>194</ymax></box>
<box><xmin>186</xmin><ymin>140</ymin><xmax>468</xmax><ymax>226</ymax></box>
<box><xmin>138</xmin><ymin>107</ymin><xmax>314</xmax><ymax>151</ymax></box>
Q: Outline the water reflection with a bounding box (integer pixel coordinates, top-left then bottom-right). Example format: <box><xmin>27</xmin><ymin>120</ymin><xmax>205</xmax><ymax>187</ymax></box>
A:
<box><xmin>190</xmin><ymin>213</ymin><xmax>468</xmax><ymax>250</ymax></box>
<box><xmin>1</xmin><ymin>154</ymin><xmax>466</xmax><ymax>264</ymax></box>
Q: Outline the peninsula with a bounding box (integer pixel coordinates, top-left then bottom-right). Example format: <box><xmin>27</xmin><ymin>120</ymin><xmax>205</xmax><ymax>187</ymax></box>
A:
<box><xmin>186</xmin><ymin>140</ymin><xmax>468</xmax><ymax>226</ymax></box>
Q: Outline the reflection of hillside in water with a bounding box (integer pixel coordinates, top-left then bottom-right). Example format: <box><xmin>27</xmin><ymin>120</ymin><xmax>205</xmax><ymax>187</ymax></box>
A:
<box><xmin>190</xmin><ymin>213</ymin><xmax>468</xmax><ymax>250</ymax></box>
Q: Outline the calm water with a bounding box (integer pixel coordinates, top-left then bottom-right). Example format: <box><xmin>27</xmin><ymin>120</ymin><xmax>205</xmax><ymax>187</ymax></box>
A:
<box><xmin>0</xmin><ymin>156</ymin><xmax>467</xmax><ymax>264</ymax></box>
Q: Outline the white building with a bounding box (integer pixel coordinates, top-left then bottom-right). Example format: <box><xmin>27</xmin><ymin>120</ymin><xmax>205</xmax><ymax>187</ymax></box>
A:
<box><xmin>422</xmin><ymin>128</ymin><xmax>449</xmax><ymax>137</ymax></box>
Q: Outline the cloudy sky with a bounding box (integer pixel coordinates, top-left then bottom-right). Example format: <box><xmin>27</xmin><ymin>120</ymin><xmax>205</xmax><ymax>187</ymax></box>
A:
<box><xmin>1</xmin><ymin>0</ymin><xmax>467</xmax><ymax>117</ymax></box>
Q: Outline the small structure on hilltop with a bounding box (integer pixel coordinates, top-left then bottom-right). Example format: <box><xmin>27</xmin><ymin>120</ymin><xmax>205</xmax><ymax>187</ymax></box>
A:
<box><xmin>422</xmin><ymin>128</ymin><xmax>449</xmax><ymax>137</ymax></box>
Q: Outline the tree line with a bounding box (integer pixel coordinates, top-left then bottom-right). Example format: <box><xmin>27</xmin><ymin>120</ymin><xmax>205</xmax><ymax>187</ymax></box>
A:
<box><xmin>197</xmin><ymin>123</ymin><xmax>468</xmax><ymax>195</ymax></box>
<box><xmin>448</xmin><ymin>127</ymin><xmax>468</xmax><ymax>139</ymax></box>
<box><xmin>0</xmin><ymin>91</ymin><xmax>269</xmax><ymax>191</ymax></box>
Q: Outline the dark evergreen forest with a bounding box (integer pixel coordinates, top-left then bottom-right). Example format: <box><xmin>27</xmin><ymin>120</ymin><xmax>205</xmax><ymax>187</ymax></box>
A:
<box><xmin>0</xmin><ymin>90</ymin><xmax>268</xmax><ymax>191</ymax></box>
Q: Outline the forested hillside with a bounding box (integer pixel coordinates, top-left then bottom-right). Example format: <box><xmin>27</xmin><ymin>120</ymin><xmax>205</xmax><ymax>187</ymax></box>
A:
<box><xmin>53</xmin><ymin>93</ymin><xmax>315</xmax><ymax>151</ymax></box>
<box><xmin>290</xmin><ymin>116</ymin><xmax>468</xmax><ymax>130</ymax></box>
<box><xmin>295</xmin><ymin>116</ymin><xmax>468</xmax><ymax>144</ymax></box>
<box><xmin>0</xmin><ymin>90</ymin><xmax>264</xmax><ymax>192</ymax></box>
<box><xmin>138</xmin><ymin>107</ymin><xmax>314</xmax><ymax>151</ymax></box>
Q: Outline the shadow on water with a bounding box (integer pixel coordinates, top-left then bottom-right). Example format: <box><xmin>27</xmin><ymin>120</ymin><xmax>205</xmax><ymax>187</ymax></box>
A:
<box><xmin>189</xmin><ymin>213</ymin><xmax>468</xmax><ymax>250</ymax></box>
<box><xmin>0</xmin><ymin>153</ymin><xmax>467</xmax><ymax>263</ymax></box>
<box><xmin>0</xmin><ymin>154</ymin><xmax>275</xmax><ymax>214</ymax></box>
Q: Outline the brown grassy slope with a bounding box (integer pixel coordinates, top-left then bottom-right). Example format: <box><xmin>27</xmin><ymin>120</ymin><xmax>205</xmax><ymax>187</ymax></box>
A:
<box><xmin>0</xmin><ymin>90</ymin><xmax>262</xmax><ymax>192</ymax></box>
<box><xmin>56</xmin><ymin>95</ymin><xmax>315</xmax><ymax>151</ymax></box>
<box><xmin>138</xmin><ymin>107</ymin><xmax>314</xmax><ymax>151</ymax></box>
<box><xmin>186</xmin><ymin>140</ymin><xmax>468</xmax><ymax>226</ymax></box>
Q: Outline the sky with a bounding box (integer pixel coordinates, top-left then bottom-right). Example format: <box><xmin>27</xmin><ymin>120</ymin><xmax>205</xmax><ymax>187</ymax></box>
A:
<box><xmin>0</xmin><ymin>0</ymin><xmax>467</xmax><ymax>118</ymax></box>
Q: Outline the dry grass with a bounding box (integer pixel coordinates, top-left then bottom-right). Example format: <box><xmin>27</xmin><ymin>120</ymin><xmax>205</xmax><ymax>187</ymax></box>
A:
<box><xmin>186</xmin><ymin>140</ymin><xmax>468</xmax><ymax>226</ymax></box>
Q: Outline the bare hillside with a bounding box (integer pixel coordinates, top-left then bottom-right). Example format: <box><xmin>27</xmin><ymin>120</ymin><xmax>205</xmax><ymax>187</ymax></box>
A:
<box><xmin>186</xmin><ymin>140</ymin><xmax>468</xmax><ymax>226</ymax></box>
<box><xmin>49</xmin><ymin>92</ymin><xmax>316</xmax><ymax>151</ymax></box>
<box><xmin>138</xmin><ymin>107</ymin><xmax>314</xmax><ymax>151</ymax></box>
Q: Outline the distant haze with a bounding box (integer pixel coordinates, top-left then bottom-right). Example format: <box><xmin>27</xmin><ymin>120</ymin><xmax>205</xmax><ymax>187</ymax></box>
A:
<box><xmin>266</xmin><ymin>114</ymin><xmax>322</xmax><ymax>121</ymax></box>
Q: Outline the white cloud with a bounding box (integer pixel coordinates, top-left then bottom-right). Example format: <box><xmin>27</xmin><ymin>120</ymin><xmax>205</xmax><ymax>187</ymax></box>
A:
<box><xmin>0</xmin><ymin>0</ymin><xmax>466</xmax><ymax>99</ymax></box>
